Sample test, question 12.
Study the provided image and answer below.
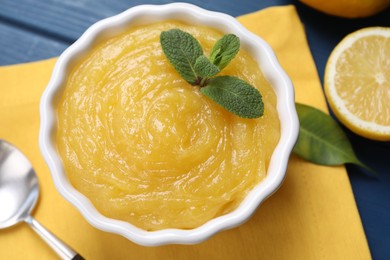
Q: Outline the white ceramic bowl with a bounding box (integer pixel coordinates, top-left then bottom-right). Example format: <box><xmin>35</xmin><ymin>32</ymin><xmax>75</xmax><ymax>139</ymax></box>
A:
<box><xmin>39</xmin><ymin>3</ymin><xmax>299</xmax><ymax>246</ymax></box>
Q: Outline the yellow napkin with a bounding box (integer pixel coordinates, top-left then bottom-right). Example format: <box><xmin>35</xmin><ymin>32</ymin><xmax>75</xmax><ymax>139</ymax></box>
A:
<box><xmin>0</xmin><ymin>5</ymin><xmax>371</xmax><ymax>259</ymax></box>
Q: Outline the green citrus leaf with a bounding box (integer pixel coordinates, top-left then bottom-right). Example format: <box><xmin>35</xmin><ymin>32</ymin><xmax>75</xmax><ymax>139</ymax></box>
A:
<box><xmin>194</xmin><ymin>55</ymin><xmax>220</xmax><ymax>78</ymax></box>
<box><xmin>160</xmin><ymin>29</ymin><xmax>203</xmax><ymax>84</ymax></box>
<box><xmin>293</xmin><ymin>103</ymin><xmax>370</xmax><ymax>170</ymax></box>
<box><xmin>209</xmin><ymin>34</ymin><xmax>240</xmax><ymax>70</ymax></box>
<box><xmin>200</xmin><ymin>76</ymin><xmax>263</xmax><ymax>118</ymax></box>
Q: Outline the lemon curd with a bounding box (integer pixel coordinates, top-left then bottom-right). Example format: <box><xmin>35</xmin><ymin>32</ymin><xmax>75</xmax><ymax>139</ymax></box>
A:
<box><xmin>56</xmin><ymin>21</ymin><xmax>280</xmax><ymax>231</ymax></box>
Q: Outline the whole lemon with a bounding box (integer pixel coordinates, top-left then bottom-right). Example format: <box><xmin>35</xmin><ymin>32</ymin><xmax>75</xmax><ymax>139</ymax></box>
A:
<box><xmin>299</xmin><ymin>0</ymin><xmax>390</xmax><ymax>18</ymax></box>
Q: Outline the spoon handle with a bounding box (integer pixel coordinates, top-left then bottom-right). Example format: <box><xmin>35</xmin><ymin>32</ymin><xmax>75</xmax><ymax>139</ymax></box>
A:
<box><xmin>25</xmin><ymin>215</ymin><xmax>84</xmax><ymax>260</ymax></box>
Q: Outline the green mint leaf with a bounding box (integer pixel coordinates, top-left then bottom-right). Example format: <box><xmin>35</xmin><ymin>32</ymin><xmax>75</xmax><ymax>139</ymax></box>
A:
<box><xmin>160</xmin><ymin>29</ymin><xmax>264</xmax><ymax>120</ymax></box>
<box><xmin>293</xmin><ymin>103</ymin><xmax>373</xmax><ymax>173</ymax></box>
<box><xmin>160</xmin><ymin>29</ymin><xmax>203</xmax><ymax>84</ymax></box>
<box><xmin>209</xmin><ymin>34</ymin><xmax>240</xmax><ymax>70</ymax></box>
<box><xmin>209</xmin><ymin>47</ymin><xmax>221</xmax><ymax>64</ymax></box>
<box><xmin>194</xmin><ymin>55</ymin><xmax>220</xmax><ymax>78</ymax></box>
<box><xmin>200</xmin><ymin>76</ymin><xmax>263</xmax><ymax>118</ymax></box>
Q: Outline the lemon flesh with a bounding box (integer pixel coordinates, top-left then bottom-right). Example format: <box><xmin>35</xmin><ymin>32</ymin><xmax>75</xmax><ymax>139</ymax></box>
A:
<box><xmin>325</xmin><ymin>27</ymin><xmax>390</xmax><ymax>141</ymax></box>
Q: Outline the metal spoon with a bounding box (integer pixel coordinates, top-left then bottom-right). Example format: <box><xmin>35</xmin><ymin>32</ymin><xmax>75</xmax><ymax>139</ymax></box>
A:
<box><xmin>0</xmin><ymin>139</ymin><xmax>84</xmax><ymax>260</ymax></box>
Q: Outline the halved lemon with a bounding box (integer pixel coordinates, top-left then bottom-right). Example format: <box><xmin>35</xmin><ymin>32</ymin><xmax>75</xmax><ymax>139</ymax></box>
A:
<box><xmin>324</xmin><ymin>27</ymin><xmax>390</xmax><ymax>141</ymax></box>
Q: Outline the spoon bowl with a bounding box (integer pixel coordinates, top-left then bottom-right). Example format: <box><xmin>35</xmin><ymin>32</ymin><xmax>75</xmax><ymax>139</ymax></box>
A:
<box><xmin>0</xmin><ymin>139</ymin><xmax>83</xmax><ymax>259</ymax></box>
<box><xmin>0</xmin><ymin>140</ymin><xmax>39</xmax><ymax>228</ymax></box>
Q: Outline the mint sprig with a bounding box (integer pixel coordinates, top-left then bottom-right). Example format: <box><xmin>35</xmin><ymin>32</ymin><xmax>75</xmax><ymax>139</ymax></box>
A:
<box><xmin>160</xmin><ymin>29</ymin><xmax>203</xmax><ymax>84</ymax></box>
<box><xmin>160</xmin><ymin>29</ymin><xmax>263</xmax><ymax>119</ymax></box>
<box><xmin>201</xmin><ymin>76</ymin><xmax>264</xmax><ymax>118</ymax></box>
<box><xmin>194</xmin><ymin>55</ymin><xmax>220</xmax><ymax>79</ymax></box>
<box><xmin>209</xmin><ymin>34</ymin><xmax>240</xmax><ymax>70</ymax></box>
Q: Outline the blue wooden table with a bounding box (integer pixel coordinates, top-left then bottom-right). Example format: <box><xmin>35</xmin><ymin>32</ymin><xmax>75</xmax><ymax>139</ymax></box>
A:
<box><xmin>1</xmin><ymin>0</ymin><xmax>389</xmax><ymax>258</ymax></box>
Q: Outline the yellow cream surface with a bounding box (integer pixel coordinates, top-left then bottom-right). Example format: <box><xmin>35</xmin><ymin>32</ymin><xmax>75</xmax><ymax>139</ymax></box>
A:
<box><xmin>57</xmin><ymin>21</ymin><xmax>280</xmax><ymax>230</ymax></box>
